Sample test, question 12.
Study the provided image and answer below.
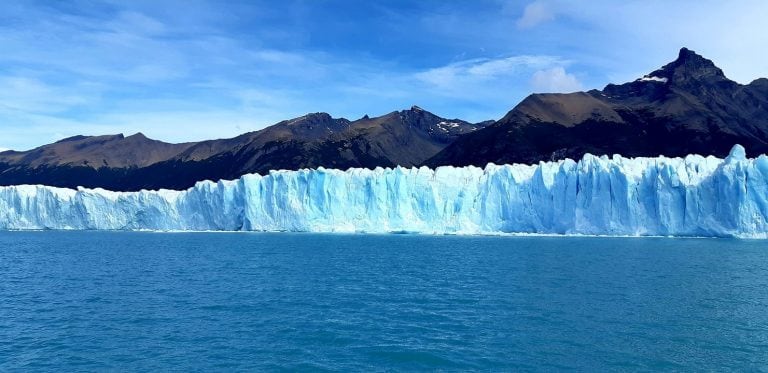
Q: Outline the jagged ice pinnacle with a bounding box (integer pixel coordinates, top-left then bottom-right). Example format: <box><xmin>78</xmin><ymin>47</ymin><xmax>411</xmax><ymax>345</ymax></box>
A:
<box><xmin>1</xmin><ymin>145</ymin><xmax>767</xmax><ymax>238</ymax></box>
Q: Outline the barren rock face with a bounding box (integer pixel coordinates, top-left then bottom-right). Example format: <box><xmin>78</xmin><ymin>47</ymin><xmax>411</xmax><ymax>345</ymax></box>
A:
<box><xmin>428</xmin><ymin>48</ymin><xmax>768</xmax><ymax>167</ymax></box>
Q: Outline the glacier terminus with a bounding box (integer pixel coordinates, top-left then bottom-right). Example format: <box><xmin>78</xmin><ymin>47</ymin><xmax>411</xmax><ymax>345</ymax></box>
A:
<box><xmin>1</xmin><ymin>145</ymin><xmax>767</xmax><ymax>238</ymax></box>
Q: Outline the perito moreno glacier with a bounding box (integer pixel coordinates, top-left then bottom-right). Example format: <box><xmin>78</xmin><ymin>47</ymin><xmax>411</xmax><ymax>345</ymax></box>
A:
<box><xmin>0</xmin><ymin>145</ymin><xmax>767</xmax><ymax>238</ymax></box>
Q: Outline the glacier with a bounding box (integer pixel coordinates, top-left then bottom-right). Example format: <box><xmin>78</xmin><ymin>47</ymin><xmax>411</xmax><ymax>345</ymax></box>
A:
<box><xmin>0</xmin><ymin>145</ymin><xmax>767</xmax><ymax>238</ymax></box>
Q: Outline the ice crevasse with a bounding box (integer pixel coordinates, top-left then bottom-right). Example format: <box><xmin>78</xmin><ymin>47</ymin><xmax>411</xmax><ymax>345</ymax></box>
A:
<box><xmin>1</xmin><ymin>145</ymin><xmax>767</xmax><ymax>238</ymax></box>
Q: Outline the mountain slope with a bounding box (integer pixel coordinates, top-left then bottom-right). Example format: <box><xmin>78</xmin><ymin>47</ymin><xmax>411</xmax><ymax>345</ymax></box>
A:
<box><xmin>3</xmin><ymin>48</ymin><xmax>766</xmax><ymax>191</ymax></box>
<box><xmin>0</xmin><ymin>133</ymin><xmax>195</xmax><ymax>168</ymax></box>
<box><xmin>0</xmin><ymin>107</ymin><xmax>489</xmax><ymax>190</ymax></box>
<box><xmin>427</xmin><ymin>48</ymin><xmax>768</xmax><ymax>166</ymax></box>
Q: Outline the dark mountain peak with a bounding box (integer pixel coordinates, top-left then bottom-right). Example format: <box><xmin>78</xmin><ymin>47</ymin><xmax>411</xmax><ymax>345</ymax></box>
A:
<box><xmin>401</xmin><ymin>105</ymin><xmax>434</xmax><ymax>116</ymax></box>
<box><xmin>54</xmin><ymin>134</ymin><xmax>127</xmax><ymax>145</ymax></box>
<box><xmin>475</xmin><ymin>119</ymin><xmax>496</xmax><ymax>127</ymax></box>
<box><xmin>601</xmin><ymin>48</ymin><xmax>731</xmax><ymax>100</ymax></box>
<box><xmin>0</xmin><ymin>131</ymin><xmax>194</xmax><ymax>170</ymax></box>
<box><xmin>398</xmin><ymin>105</ymin><xmax>434</xmax><ymax>119</ymax></box>
<box><xmin>53</xmin><ymin>134</ymin><xmax>132</xmax><ymax>145</ymax></box>
<box><xmin>385</xmin><ymin>106</ymin><xmax>486</xmax><ymax>141</ymax></box>
<box><xmin>650</xmin><ymin>47</ymin><xmax>727</xmax><ymax>83</ymax></box>
<box><xmin>398</xmin><ymin>106</ymin><xmax>443</xmax><ymax>126</ymax></box>
<box><xmin>508</xmin><ymin>92</ymin><xmax>625</xmax><ymax>126</ymax></box>
<box><xmin>284</xmin><ymin>112</ymin><xmax>333</xmax><ymax>125</ymax></box>
<box><xmin>675</xmin><ymin>47</ymin><xmax>696</xmax><ymax>60</ymax></box>
<box><xmin>55</xmin><ymin>135</ymin><xmax>91</xmax><ymax>143</ymax></box>
<box><xmin>750</xmin><ymin>78</ymin><xmax>768</xmax><ymax>89</ymax></box>
<box><xmin>279</xmin><ymin>112</ymin><xmax>352</xmax><ymax>129</ymax></box>
<box><xmin>123</xmin><ymin>132</ymin><xmax>183</xmax><ymax>146</ymax></box>
<box><xmin>270</xmin><ymin>112</ymin><xmax>351</xmax><ymax>140</ymax></box>
<box><xmin>127</xmin><ymin>132</ymin><xmax>148</xmax><ymax>140</ymax></box>
<box><xmin>676</xmin><ymin>47</ymin><xmax>710</xmax><ymax>65</ymax></box>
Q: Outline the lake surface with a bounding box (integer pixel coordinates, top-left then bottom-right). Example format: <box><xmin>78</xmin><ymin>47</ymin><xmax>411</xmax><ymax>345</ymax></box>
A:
<box><xmin>1</xmin><ymin>232</ymin><xmax>767</xmax><ymax>371</ymax></box>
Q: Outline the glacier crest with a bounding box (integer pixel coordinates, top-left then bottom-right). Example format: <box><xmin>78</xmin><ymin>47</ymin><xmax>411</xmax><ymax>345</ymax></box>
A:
<box><xmin>1</xmin><ymin>145</ymin><xmax>767</xmax><ymax>238</ymax></box>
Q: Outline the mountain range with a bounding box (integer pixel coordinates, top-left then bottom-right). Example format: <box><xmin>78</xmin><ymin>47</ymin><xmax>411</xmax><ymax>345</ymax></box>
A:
<box><xmin>1</xmin><ymin>48</ymin><xmax>767</xmax><ymax>191</ymax></box>
<box><xmin>0</xmin><ymin>106</ymin><xmax>490</xmax><ymax>190</ymax></box>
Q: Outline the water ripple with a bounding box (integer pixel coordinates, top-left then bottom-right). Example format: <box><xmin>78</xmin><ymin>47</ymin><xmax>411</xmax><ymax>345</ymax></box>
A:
<box><xmin>1</xmin><ymin>232</ymin><xmax>767</xmax><ymax>370</ymax></box>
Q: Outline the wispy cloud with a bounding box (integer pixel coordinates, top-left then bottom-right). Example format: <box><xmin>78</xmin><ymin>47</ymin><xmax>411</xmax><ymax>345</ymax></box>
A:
<box><xmin>416</xmin><ymin>55</ymin><xmax>569</xmax><ymax>90</ymax></box>
<box><xmin>0</xmin><ymin>75</ymin><xmax>95</xmax><ymax>113</ymax></box>
<box><xmin>0</xmin><ymin>0</ymin><xmax>766</xmax><ymax>150</ymax></box>
<box><xmin>412</xmin><ymin>54</ymin><xmax>583</xmax><ymax>107</ymax></box>
<box><xmin>0</xmin><ymin>105</ymin><xmax>284</xmax><ymax>150</ymax></box>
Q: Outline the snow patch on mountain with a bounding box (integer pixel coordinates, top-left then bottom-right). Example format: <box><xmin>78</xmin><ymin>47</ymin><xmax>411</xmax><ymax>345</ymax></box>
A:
<box><xmin>637</xmin><ymin>75</ymin><xmax>669</xmax><ymax>83</ymax></box>
<box><xmin>436</xmin><ymin>121</ymin><xmax>462</xmax><ymax>132</ymax></box>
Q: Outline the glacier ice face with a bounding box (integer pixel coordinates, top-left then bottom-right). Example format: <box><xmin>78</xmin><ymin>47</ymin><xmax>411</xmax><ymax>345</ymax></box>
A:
<box><xmin>1</xmin><ymin>145</ymin><xmax>767</xmax><ymax>238</ymax></box>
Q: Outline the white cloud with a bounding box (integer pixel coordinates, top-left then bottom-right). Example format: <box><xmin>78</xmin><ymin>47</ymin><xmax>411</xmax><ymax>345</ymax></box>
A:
<box><xmin>530</xmin><ymin>67</ymin><xmax>582</xmax><ymax>93</ymax></box>
<box><xmin>416</xmin><ymin>55</ymin><xmax>567</xmax><ymax>90</ymax></box>
<box><xmin>466</xmin><ymin>55</ymin><xmax>564</xmax><ymax>76</ymax></box>
<box><xmin>508</xmin><ymin>0</ymin><xmax>768</xmax><ymax>84</ymax></box>
<box><xmin>407</xmin><ymin>54</ymin><xmax>582</xmax><ymax>118</ymax></box>
<box><xmin>6</xmin><ymin>0</ymin><xmax>764</xmax><ymax>151</ymax></box>
<box><xmin>0</xmin><ymin>76</ymin><xmax>96</xmax><ymax>113</ymax></box>
<box><xmin>516</xmin><ymin>1</ymin><xmax>555</xmax><ymax>29</ymax></box>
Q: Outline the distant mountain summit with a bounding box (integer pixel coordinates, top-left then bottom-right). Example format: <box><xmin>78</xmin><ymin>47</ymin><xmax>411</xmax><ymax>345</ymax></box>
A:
<box><xmin>0</xmin><ymin>133</ymin><xmax>195</xmax><ymax>168</ymax></box>
<box><xmin>652</xmin><ymin>47</ymin><xmax>728</xmax><ymax>82</ymax></box>
<box><xmin>0</xmin><ymin>107</ymin><xmax>490</xmax><ymax>190</ymax></box>
<box><xmin>427</xmin><ymin>48</ymin><xmax>768</xmax><ymax>166</ymax></box>
<box><xmin>2</xmin><ymin>48</ymin><xmax>767</xmax><ymax>191</ymax></box>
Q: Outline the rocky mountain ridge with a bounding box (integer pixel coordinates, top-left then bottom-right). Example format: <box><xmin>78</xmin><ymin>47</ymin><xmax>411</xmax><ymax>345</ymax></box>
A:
<box><xmin>2</xmin><ymin>48</ymin><xmax>766</xmax><ymax>191</ymax></box>
<box><xmin>427</xmin><ymin>48</ymin><xmax>768</xmax><ymax>166</ymax></box>
<box><xmin>0</xmin><ymin>106</ymin><xmax>489</xmax><ymax>190</ymax></box>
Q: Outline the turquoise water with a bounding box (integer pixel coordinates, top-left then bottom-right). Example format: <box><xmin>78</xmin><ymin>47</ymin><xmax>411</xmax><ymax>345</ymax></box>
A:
<box><xmin>1</xmin><ymin>232</ymin><xmax>767</xmax><ymax>371</ymax></box>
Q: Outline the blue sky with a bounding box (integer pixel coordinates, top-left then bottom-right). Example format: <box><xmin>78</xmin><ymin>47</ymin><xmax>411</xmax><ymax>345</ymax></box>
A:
<box><xmin>1</xmin><ymin>0</ymin><xmax>767</xmax><ymax>150</ymax></box>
